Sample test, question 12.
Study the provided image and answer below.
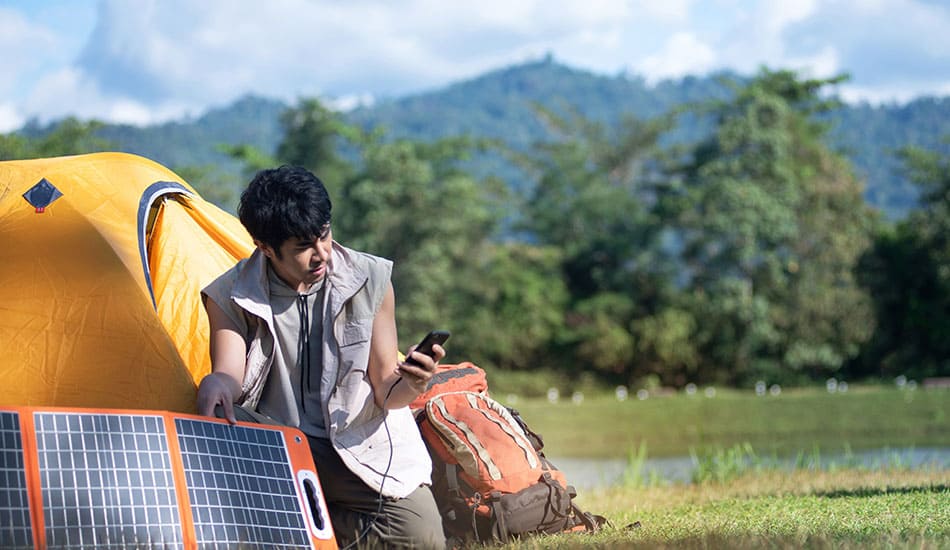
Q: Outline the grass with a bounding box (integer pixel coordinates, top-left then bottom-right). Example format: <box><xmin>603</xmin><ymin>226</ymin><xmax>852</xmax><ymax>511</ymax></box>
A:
<box><xmin>476</xmin><ymin>469</ymin><xmax>950</xmax><ymax>549</ymax></box>
<box><xmin>501</xmin><ymin>385</ymin><xmax>949</xmax><ymax>459</ymax></box>
<box><xmin>449</xmin><ymin>384</ymin><xmax>950</xmax><ymax>548</ymax></box>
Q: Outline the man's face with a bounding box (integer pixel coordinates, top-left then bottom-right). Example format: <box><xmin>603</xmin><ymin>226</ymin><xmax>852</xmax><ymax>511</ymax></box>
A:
<box><xmin>262</xmin><ymin>226</ymin><xmax>333</xmax><ymax>291</ymax></box>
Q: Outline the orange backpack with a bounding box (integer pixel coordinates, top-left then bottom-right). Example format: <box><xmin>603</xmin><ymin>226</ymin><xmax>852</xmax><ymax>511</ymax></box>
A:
<box><xmin>411</xmin><ymin>363</ymin><xmax>606</xmax><ymax>543</ymax></box>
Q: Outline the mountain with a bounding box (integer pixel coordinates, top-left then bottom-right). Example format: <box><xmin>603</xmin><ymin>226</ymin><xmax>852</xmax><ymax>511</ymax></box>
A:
<box><xmin>829</xmin><ymin>96</ymin><xmax>950</xmax><ymax>216</ymax></box>
<box><xmin>345</xmin><ymin>56</ymin><xmax>730</xmax><ymax>146</ymax></box>
<box><xmin>96</xmin><ymin>95</ymin><xmax>285</xmax><ymax>173</ymax></box>
<box><xmin>345</xmin><ymin>58</ymin><xmax>950</xmax><ymax>219</ymax></box>
<box><xmin>77</xmin><ymin>58</ymin><xmax>950</xmax><ymax>218</ymax></box>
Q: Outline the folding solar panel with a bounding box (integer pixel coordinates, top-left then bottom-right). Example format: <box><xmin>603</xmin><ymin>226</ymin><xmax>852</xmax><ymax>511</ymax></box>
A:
<box><xmin>0</xmin><ymin>406</ymin><xmax>336</xmax><ymax>550</ymax></box>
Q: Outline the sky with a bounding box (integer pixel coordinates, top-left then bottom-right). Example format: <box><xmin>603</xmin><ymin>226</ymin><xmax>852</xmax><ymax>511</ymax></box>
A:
<box><xmin>2</xmin><ymin>0</ymin><xmax>949</xmax><ymax>133</ymax></box>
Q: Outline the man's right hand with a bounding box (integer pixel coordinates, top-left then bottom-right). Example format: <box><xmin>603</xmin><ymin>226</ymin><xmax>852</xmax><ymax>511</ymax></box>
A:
<box><xmin>197</xmin><ymin>372</ymin><xmax>238</xmax><ymax>424</ymax></box>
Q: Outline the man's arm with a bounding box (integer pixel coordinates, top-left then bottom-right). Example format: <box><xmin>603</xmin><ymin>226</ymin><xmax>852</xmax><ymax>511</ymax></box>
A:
<box><xmin>196</xmin><ymin>297</ymin><xmax>247</xmax><ymax>423</ymax></box>
<box><xmin>368</xmin><ymin>282</ymin><xmax>444</xmax><ymax>409</ymax></box>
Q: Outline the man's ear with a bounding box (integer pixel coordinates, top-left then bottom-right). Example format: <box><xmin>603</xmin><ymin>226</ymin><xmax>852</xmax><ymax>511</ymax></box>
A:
<box><xmin>254</xmin><ymin>240</ymin><xmax>275</xmax><ymax>259</ymax></box>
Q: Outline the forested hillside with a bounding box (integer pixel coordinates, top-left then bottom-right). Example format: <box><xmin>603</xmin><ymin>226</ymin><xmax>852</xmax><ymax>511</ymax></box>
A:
<box><xmin>89</xmin><ymin>95</ymin><xmax>286</xmax><ymax>175</ymax></box>
<box><xmin>345</xmin><ymin>58</ymin><xmax>949</xmax><ymax>219</ymax></box>
<box><xmin>23</xmin><ymin>58</ymin><xmax>948</xmax><ymax>219</ymax></box>
<box><xmin>3</xmin><ymin>65</ymin><xmax>947</xmax><ymax>389</ymax></box>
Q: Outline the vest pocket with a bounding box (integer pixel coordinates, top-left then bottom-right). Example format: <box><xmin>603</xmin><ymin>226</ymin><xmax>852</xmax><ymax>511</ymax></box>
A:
<box><xmin>338</xmin><ymin>319</ymin><xmax>372</xmax><ymax>347</ymax></box>
<box><xmin>332</xmin><ymin>318</ymin><xmax>375</xmax><ymax>426</ymax></box>
<box><xmin>242</xmin><ymin>323</ymin><xmax>273</xmax><ymax>398</ymax></box>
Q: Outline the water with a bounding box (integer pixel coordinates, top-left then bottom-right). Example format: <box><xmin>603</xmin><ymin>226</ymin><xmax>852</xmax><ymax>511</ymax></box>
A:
<box><xmin>551</xmin><ymin>446</ymin><xmax>950</xmax><ymax>489</ymax></box>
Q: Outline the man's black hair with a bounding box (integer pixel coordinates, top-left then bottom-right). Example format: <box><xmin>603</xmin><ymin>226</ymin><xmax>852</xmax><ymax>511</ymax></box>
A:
<box><xmin>238</xmin><ymin>165</ymin><xmax>332</xmax><ymax>254</ymax></box>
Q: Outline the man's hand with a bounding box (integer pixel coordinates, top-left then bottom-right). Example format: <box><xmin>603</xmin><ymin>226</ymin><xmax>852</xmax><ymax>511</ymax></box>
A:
<box><xmin>397</xmin><ymin>343</ymin><xmax>446</xmax><ymax>394</ymax></box>
<box><xmin>197</xmin><ymin>372</ymin><xmax>239</xmax><ymax>424</ymax></box>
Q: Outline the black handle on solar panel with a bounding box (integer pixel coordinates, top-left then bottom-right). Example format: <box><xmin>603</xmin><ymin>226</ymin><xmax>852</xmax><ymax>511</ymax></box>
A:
<box><xmin>303</xmin><ymin>478</ymin><xmax>325</xmax><ymax>530</ymax></box>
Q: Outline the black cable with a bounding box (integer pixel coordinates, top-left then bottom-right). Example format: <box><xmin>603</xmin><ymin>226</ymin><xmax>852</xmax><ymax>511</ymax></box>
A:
<box><xmin>340</xmin><ymin>377</ymin><xmax>401</xmax><ymax>550</ymax></box>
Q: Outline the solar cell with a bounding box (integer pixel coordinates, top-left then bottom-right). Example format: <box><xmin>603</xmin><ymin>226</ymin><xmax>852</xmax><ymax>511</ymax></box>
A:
<box><xmin>176</xmin><ymin>417</ymin><xmax>315</xmax><ymax>548</ymax></box>
<box><xmin>0</xmin><ymin>411</ymin><xmax>32</xmax><ymax>549</ymax></box>
<box><xmin>34</xmin><ymin>412</ymin><xmax>183</xmax><ymax>549</ymax></box>
<box><xmin>0</xmin><ymin>407</ymin><xmax>335</xmax><ymax>550</ymax></box>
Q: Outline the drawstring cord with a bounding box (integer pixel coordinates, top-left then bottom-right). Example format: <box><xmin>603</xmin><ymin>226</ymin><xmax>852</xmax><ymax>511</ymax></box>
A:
<box><xmin>297</xmin><ymin>293</ymin><xmax>311</xmax><ymax>412</ymax></box>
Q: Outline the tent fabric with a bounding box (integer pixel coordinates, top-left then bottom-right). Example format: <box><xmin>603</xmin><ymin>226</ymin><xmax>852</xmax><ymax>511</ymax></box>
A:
<box><xmin>0</xmin><ymin>152</ymin><xmax>253</xmax><ymax>412</ymax></box>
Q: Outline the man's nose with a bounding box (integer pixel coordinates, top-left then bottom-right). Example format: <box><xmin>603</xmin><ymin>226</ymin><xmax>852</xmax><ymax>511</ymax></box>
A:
<box><xmin>315</xmin><ymin>241</ymin><xmax>330</xmax><ymax>260</ymax></box>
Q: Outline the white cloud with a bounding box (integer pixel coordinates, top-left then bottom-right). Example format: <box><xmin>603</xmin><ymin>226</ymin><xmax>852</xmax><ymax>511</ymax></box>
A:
<box><xmin>795</xmin><ymin>46</ymin><xmax>841</xmax><ymax>78</ymax></box>
<box><xmin>764</xmin><ymin>0</ymin><xmax>818</xmax><ymax>29</ymax></box>
<box><xmin>20</xmin><ymin>65</ymin><xmax>194</xmax><ymax>127</ymax></box>
<box><xmin>67</xmin><ymin>0</ymin><xmax>647</xmax><ymax>112</ymax></box>
<box><xmin>636</xmin><ymin>32</ymin><xmax>718</xmax><ymax>82</ymax></box>
<box><xmin>710</xmin><ymin>0</ymin><xmax>820</xmax><ymax>76</ymax></box>
<box><xmin>2</xmin><ymin>0</ymin><xmax>949</xmax><ymax>128</ymax></box>
<box><xmin>20</xmin><ymin>68</ymin><xmax>91</xmax><ymax>122</ymax></box>
<box><xmin>640</xmin><ymin>0</ymin><xmax>694</xmax><ymax>21</ymax></box>
<box><xmin>107</xmin><ymin>99</ymin><xmax>187</xmax><ymax>127</ymax></box>
<box><xmin>328</xmin><ymin>93</ymin><xmax>376</xmax><ymax>112</ymax></box>
<box><xmin>838</xmin><ymin>84</ymin><xmax>915</xmax><ymax>105</ymax></box>
<box><xmin>838</xmin><ymin>77</ymin><xmax>950</xmax><ymax>104</ymax></box>
<box><xmin>0</xmin><ymin>103</ymin><xmax>25</xmax><ymax>134</ymax></box>
<box><xmin>782</xmin><ymin>0</ymin><xmax>950</xmax><ymax>102</ymax></box>
<box><xmin>0</xmin><ymin>7</ymin><xmax>59</xmax><ymax>95</ymax></box>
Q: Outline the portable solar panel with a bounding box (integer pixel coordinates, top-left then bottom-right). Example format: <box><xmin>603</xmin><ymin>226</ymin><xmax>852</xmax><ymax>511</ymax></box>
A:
<box><xmin>0</xmin><ymin>406</ymin><xmax>336</xmax><ymax>550</ymax></box>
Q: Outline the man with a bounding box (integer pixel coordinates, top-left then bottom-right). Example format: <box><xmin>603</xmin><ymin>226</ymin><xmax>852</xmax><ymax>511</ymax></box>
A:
<box><xmin>196</xmin><ymin>165</ymin><xmax>446</xmax><ymax>549</ymax></box>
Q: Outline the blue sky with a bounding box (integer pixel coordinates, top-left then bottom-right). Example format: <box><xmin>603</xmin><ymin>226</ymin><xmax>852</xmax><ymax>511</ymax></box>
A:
<box><xmin>2</xmin><ymin>0</ymin><xmax>949</xmax><ymax>132</ymax></box>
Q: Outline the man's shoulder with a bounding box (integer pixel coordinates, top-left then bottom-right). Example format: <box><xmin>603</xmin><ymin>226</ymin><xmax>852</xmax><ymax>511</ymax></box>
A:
<box><xmin>334</xmin><ymin>243</ymin><xmax>392</xmax><ymax>275</ymax></box>
<box><xmin>203</xmin><ymin>256</ymin><xmax>253</xmax><ymax>297</ymax></box>
<box><xmin>207</xmin><ymin>257</ymin><xmax>247</xmax><ymax>284</ymax></box>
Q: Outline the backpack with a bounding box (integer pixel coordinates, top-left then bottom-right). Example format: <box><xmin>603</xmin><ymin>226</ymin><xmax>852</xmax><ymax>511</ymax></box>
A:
<box><xmin>411</xmin><ymin>363</ymin><xmax>606</xmax><ymax>543</ymax></box>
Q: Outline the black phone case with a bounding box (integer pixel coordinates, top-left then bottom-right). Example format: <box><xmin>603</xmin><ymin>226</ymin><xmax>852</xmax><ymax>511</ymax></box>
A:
<box><xmin>405</xmin><ymin>330</ymin><xmax>450</xmax><ymax>366</ymax></box>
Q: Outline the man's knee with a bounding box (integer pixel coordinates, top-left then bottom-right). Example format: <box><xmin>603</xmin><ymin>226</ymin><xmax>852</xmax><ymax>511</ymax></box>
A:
<box><xmin>386</xmin><ymin>485</ymin><xmax>445</xmax><ymax>549</ymax></box>
<box><xmin>329</xmin><ymin>486</ymin><xmax>445</xmax><ymax>550</ymax></box>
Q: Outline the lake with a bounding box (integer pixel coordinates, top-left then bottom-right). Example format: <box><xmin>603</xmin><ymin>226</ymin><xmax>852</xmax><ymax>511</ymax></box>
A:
<box><xmin>552</xmin><ymin>446</ymin><xmax>950</xmax><ymax>489</ymax></box>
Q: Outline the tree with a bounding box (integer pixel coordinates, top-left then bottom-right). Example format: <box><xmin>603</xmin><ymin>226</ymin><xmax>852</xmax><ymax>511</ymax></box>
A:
<box><xmin>1</xmin><ymin>118</ymin><xmax>112</xmax><ymax>160</ymax></box>
<box><xmin>519</xmin><ymin>106</ymin><xmax>679</xmax><ymax>382</ymax></box>
<box><xmin>459</xmin><ymin>242</ymin><xmax>569</xmax><ymax>371</ymax></box>
<box><xmin>671</xmin><ymin>69</ymin><xmax>876</xmax><ymax>385</ymax></box>
<box><xmin>275</xmin><ymin>98</ymin><xmax>357</xmax><ymax>196</ymax></box>
<box><xmin>267</xmin><ymin>98</ymin><xmax>568</xmax><ymax>369</ymax></box>
<box><xmin>856</xmin><ymin>140</ymin><xmax>950</xmax><ymax>379</ymax></box>
<box><xmin>172</xmin><ymin>164</ymin><xmax>241</xmax><ymax>211</ymax></box>
<box><xmin>0</xmin><ymin>134</ymin><xmax>30</xmax><ymax>160</ymax></box>
<box><xmin>333</xmin><ymin>133</ymin><xmax>523</xmax><ymax>359</ymax></box>
<box><xmin>226</xmin><ymin>97</ymin><xmax>360</xmax><ymax>201</ymax></box>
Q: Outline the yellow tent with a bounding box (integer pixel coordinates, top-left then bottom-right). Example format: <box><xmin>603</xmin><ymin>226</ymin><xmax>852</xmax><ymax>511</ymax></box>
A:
<box><xmin>0</xmin><ymin>152</ymin><xmax>253</xmax><ymax>412</ymax></box>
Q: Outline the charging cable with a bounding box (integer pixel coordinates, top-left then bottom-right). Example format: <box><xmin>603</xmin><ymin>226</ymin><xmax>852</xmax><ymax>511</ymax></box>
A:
<box><xmin>339</xmin><ymin>377</ymin><xmax>401</xmax><ymax>550</ymax></box>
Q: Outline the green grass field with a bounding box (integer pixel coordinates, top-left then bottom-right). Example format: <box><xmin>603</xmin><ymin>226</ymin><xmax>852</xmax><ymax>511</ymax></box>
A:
<box><xmin>489</xmin><ymin>469</ymin><xmax>950</xmax><ymax>549</ymax></box>
<box><xmin>457</xmin><ymin>384</ymin><xmax>949</xmax><ymax>548</ymax></box>
<box><xmin>501</xmin><ymin>385</ymin><xmax>949</xmax><ymax>458</ymax></box>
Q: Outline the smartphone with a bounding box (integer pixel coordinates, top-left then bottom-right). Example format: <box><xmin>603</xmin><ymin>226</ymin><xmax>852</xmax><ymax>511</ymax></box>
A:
<box><xmin>404</xmin><ymin>330</ymin><xmax>451</xmax><ymax>368</ymax></box>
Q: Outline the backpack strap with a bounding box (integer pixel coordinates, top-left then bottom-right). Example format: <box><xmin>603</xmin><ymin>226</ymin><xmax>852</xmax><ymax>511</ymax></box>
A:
<box><xmin>539</xmin><ymin>472</ymin><xmax>609</xmax><ymax>534</ymax></box>
<box><xmin>508</xmin><ymin>407</ymin><xmax>545</xmax><ymax>451</ymax></box>
<box><xmin>540</xmin><ymin>472</ymin><xmax>572</xmax><ymax>520</ymax></box>
<box><xmin>445</xmin><ymin>463</ymin><xmax>460</xmax><ymax>497</ymax></box>
<box><xmin>570</xmin><ymin>502</ymin><xmax>610</xmax><ymax>533</ymax></box>
<box><xmin>582</xmin><ymin>508</ymin><xmax>610</xmax><ymax>531</ymax></box>
<box><xmin>488</xmin><ymin>491</ymin><xmax>509</xmax><ymax>544</ymax></box>
<box><xmin>470</xmin><ymin>492</ymin><xmax>484</xmax><ymax>542</ymax></box>
<box><xmin>442</xmin><ymin>463</ymin><xmax>461</xmax><ymax>524</ymax></box>
<box><xmin>410</xmin><ymin>363</ymin><xmax>489</xmax><ymax>410</ymax></box>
